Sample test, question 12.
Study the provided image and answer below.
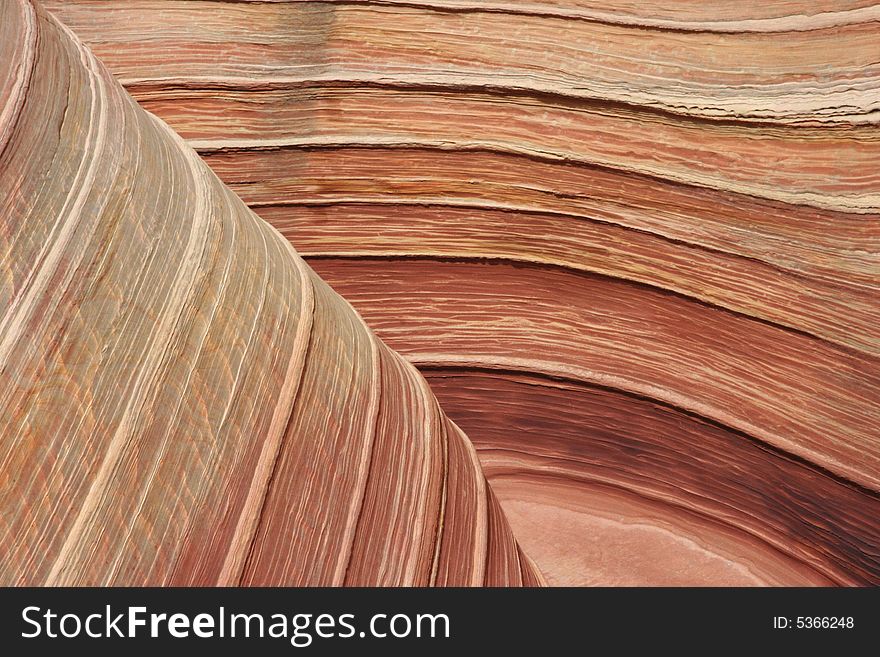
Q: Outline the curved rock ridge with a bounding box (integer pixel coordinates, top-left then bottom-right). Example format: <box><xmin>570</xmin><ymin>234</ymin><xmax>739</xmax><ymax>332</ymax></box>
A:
<box><xmin>0</xmin><ymin>0</ymin><xmax>540</xmax><ymax>586</ymax></box>
<box><xmin>38</xmin><ymin>0</ymin><xmax>880</xmax><ymax>585</ymax></box>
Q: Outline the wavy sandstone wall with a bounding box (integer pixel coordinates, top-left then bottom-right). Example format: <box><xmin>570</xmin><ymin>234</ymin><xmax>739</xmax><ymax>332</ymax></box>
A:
<box><xmin>15</xmin><ymin>0</ymin><xmax>880</xmax><ymax>585</ymax></box>
<box><xmin>0</xmin><ymin>0</ymin><xmax>541</xmax><ymax>586</ymax></box>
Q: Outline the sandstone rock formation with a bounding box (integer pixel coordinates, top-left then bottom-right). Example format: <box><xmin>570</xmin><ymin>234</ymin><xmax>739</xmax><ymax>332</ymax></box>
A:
<box><xmin>8</xmin><ymin>0</ymin><xmax>880</xmax><ymax>585</ymax></box>
<box><xmin>0</xmin><ymin>0</ymin><xmax>541</xmax><ymax>586</ymax></box>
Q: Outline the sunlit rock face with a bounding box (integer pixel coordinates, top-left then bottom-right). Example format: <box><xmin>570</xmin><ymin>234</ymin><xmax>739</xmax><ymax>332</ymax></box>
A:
<box><xmin>0</xmin><ymin>0</ymin><xmax>540</xmax><ymax>587</ymax></box>
<box><xmin>10</xmin><ymin>0</ymin><xmax>880</xmax><ymax>586</ymax></box>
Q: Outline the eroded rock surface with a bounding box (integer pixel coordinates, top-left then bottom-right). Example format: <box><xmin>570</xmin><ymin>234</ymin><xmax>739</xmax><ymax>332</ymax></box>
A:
<box><xmin>24</xmin><ymin>0</ymin><xmax>880</xmax><ymax>585</ymax></box>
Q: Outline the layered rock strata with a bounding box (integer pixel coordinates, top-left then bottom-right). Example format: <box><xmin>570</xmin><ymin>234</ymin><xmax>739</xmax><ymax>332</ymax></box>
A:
<box><xmin>37</xmin><ymin>0</ymin><xmax>880</xmax><ymax>585</ymax></box>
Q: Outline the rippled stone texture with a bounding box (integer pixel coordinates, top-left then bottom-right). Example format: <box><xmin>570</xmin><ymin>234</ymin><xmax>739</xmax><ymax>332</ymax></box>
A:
<box><xmin>33</xmin><ymin>0</ymin><xmax>880</xmax><ymax>585</ymax></box>
<box><xmin>0</xmin><ymin>0</ymin><xmax>539</xmax><ymax>586</ymax></box>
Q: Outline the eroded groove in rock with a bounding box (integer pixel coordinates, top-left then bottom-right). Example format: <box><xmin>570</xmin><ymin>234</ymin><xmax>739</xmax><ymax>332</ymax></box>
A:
<box><xmin>0</xmin><ymin>0</ymin><xmax>536</xmax><ymax>586</ymax></box>
<box><xmin>40</xmin><ymin>0</ymin><xmax>880</xmax><ymax>585</ymax></box>
<box><xmin>423</xmin><ymin>369</ymin><xmax>880</xmax><ymax>586</ymax></box>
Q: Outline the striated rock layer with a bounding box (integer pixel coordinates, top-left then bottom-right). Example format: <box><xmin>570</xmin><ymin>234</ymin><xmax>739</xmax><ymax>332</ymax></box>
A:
<box><xmin>38</xmin><ymin>0</ymin><xmax>880</xmax><ymax>585</ymax></box>
<box><xmin>0</xmin><ymin>0</ymin><xmax>541</xmax><ymax>586</ymax></box>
